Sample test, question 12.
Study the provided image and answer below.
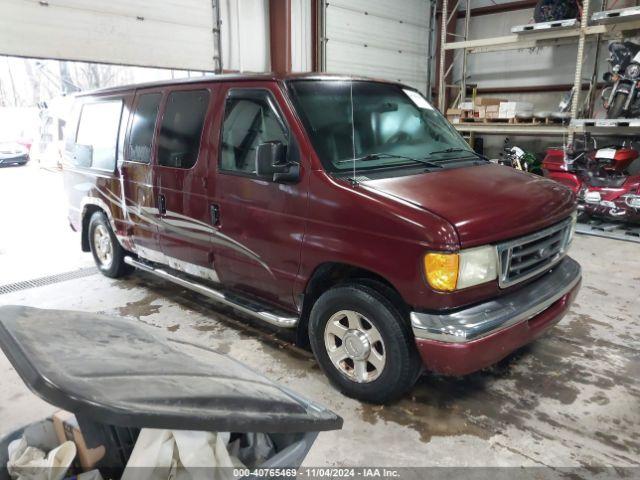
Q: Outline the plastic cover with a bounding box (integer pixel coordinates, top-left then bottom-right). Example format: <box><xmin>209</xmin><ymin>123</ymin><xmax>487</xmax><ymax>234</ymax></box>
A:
<box><xmin>0</xmin><ymin>306</ymin><xmax>342</xmax><ymax>433</ymax></box>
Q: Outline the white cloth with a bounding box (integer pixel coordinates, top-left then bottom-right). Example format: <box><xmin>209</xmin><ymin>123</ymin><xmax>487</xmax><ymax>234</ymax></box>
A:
<box><xmin>7</xmin><ymin>437</ymin><xmax>76</xmax><ymax>480</ymax></box>
<box><xmin>121</xmin><ymin>429</ymin><xmax>245</xmax><ymax>480</ymax></box>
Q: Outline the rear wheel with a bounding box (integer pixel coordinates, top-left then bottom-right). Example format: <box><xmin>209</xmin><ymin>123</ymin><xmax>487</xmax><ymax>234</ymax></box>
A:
<box><xmin>607</xmin><ymin>93</ymin><xmax>627</xmax><ymax>119</ymax></box>
<box><xmin>88</xmin><ymin>211</ymin><xmax>132</xmax><ymax>278</ymax></box>
<box><xmin>308</xmin><ymin>283</ymin><xmax>422</xmax><ymax>404</ymax></box>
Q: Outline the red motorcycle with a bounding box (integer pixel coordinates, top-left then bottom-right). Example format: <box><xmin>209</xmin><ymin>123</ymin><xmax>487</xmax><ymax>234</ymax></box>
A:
<box><xmin>542</xmin><ymin>145</ymin><xmax>640</xmax><ymax>223</ymax></box>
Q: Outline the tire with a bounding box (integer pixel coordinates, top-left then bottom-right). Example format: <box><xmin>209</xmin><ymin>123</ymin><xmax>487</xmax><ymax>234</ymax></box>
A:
<box><xmin>308</xmin><ymin>283</ymin><xmax>422</xmax><ymax>404</ymax></box>
<box><xmin>607</xmin><ymin>93</ymin><xmax>627</xmax><ymax>119</ymax></box>
<box><xmin>88</xmin><ymin>211</ymin><xmax>132</xmax><ymax>278</ymax></box>
<box><xmin>577</xmin><ymin>210</ymin><xmax>589</xmax><ymax>222</ymax></box>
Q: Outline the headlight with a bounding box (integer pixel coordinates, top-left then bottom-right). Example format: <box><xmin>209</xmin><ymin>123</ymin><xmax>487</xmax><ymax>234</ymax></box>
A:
<box><xmin>424</xmin><ymin>245</ymin><xmax>498</xmax><ymax>292</ymax></box>
<box><xmin>627</xmin><ymin>63</ymin><xmax>640</xmax><ymax>79</ymax></box>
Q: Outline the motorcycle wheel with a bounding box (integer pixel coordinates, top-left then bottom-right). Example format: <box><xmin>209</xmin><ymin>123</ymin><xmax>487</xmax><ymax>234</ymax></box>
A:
<box><xmin>577</xmin><ymin>210</ymin><xmax>590</xmax><ymax>222</ymax></box>
<box><xmin>534</xmin><ymin>0</ymin><xmax>578</xmax><ymax>23</ymax></box>
<box><xmin>606</xmin><ymin>93</ymin><xmax>627</xmax><ymax>119</ymax></box>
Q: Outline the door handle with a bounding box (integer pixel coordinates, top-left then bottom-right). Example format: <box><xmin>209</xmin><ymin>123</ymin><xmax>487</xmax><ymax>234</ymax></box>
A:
<box><xmin>210</xmin><ymin>204</ymin><xmax>220</xmax><ymax>226</ymax></box>
<box><xmin>158</xmin><ymin>194</ymin><xmax>166</xmax><ymax>215</ymax></box>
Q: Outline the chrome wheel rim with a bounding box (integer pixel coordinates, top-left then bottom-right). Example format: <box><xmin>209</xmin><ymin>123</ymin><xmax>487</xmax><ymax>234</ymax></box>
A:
<box><xmin>93</xmin><ymin>224</ymin><xmax>113</xmax><ymax>269</ymax></box>
<box><xmin>324</xmin><ymin>310</ymin><xmax>386</xmax><ymax>383</ymax></box>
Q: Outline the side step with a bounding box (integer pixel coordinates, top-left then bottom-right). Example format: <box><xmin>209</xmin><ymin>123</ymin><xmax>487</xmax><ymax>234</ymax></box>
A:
<box><xmin>124</xmin><ymin>256</ymin><xmax>299</xmax><ymax>328</ymax></box>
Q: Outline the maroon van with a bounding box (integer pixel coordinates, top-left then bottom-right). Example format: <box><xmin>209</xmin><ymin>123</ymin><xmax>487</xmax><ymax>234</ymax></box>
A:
<box><xmin>62</xmin><ymin>74</ymin><xmax>581</xmax><ymax>403</ymax></box>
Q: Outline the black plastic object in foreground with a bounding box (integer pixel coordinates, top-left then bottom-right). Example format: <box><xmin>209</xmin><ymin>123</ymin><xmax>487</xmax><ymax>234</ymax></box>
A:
<box><xmin>0</xmin><ymin>305</ymin><xmax>342</xmax><ymax>433</ymax></box>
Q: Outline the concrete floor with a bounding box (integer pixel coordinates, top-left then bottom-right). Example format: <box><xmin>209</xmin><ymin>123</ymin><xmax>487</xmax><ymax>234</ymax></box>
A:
<box><xmin>0</xmin><ymin>164</ymin><xmax>639</xmax><ymax>468</ymax></box>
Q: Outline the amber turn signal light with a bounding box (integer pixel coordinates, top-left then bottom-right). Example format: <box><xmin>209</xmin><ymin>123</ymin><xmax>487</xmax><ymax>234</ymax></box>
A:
<box><xmin>424</xmin><ymin>253</ymin><xmax>459</xmax><ymax>292</ymax></box>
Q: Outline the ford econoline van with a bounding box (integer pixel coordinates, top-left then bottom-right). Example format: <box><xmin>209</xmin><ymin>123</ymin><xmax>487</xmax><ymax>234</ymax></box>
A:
<box><xmin>63</xmin><ymin>74</ymin><xmax>581</xmax><ymax>403</ymax></box>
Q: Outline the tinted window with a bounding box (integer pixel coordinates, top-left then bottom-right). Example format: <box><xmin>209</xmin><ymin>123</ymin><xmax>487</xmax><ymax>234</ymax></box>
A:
<box><xmin>74</xmin><ymin>100</ymin><xmax>122</xmax><ymax>170</ymax></box>
<box><xmin>220</xmin><ymin>94</ymin><xmax>288</xmax><ymax>174</ymax></box>
<box><xmin>128</xmin><ymin>93</ymin><xmax>161</xmax><ymax>164</ymax></box>
<box><xmin>157</xmin><ymin>90</ymin><xmax>209</xmax><ymax>169</ymax></box>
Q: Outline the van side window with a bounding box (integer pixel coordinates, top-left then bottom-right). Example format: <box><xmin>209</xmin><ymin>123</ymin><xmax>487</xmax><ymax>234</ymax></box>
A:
<box><xmin>128</xmin><ymin>93</ymin><xmax>161</xmax><ymax>164</ymax></box>
<box><xmin>74</xmin><ymin>100</ymin><xmax>122</xmax><ymax>170</ymax></box>
<box><xmin>158</xmin><ymin>90</ymin><xmax>209</xmax><ymax>169</ymax></box>
<box><xmin>220</xmin><ymin>93</ymin><xmax>288</xmax><ymax>174</ymax></box>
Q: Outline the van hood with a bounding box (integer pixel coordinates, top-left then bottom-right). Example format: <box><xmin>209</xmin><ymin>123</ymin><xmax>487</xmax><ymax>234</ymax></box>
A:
<box><xmin>361</xmin><ymin>163</ymin><xmax>575</xmax><ymax>247</ymax></box>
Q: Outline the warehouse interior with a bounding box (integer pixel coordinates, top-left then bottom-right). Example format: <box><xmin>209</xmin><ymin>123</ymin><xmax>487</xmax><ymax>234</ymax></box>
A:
<box><xmin>0</xmin><ymin>0</ymin><xmax>639</xmax><ymax>477</ymax></box>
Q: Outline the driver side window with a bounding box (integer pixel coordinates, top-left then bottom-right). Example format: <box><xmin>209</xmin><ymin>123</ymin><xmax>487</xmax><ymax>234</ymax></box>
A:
<box><xmin>220</xmin><ymin>92</ymin><xmax>288</xmax><ymax>174</ymax></box>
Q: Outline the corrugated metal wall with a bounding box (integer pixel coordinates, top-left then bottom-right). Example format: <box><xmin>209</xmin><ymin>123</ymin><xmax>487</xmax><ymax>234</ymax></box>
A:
<box><xmin>219</xmin><ymin>0</ymin><xmax>270</xmax><ymax>72</ymax></box>
<box><xmin>0</xmin><ymin>0</ymin><xmax>435</xmax><ymax>83</ymax></box>
<box><xmin>456</xmin><ymin>8</ymin><xmax>609</xmax><ymax>92</ymax></box>
<box><xmin>291</xmin><ymin>0</ymin><xmax>313</xmax><ymax>72</ymax></box>
<box><xmin>0</xmin><ymin>0</ymin><xmax>218</xmax><ymax>70</ymax></box>
<box><xmin>0</xmin><ymin>0</ymin><xmax>275</xmax><ymax>73</ymax></box>
<box><xmin>324</xmin><ymin>0</ymin><xmax>431</xmax><ymax>94</ymax></box>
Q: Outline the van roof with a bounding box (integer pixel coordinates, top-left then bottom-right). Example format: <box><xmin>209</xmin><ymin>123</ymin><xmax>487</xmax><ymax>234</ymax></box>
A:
<box><xmin>75</xmin><ymin>72</ymin><xmax>407</xmax><ymax>97</ymax></box>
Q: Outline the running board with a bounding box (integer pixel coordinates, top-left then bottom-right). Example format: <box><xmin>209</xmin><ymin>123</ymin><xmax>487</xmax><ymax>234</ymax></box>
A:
<box><xmin>124</xmin><ymin>256</ymin><xmax>299</xmax><ymax>328</ymax></box>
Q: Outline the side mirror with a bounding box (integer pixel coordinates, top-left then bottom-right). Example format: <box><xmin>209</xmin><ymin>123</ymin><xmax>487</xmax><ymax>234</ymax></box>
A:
<box><xmin>255</xmin><ymin>141</ymin><xmax>300</xmax><ymax>183</ymax></box>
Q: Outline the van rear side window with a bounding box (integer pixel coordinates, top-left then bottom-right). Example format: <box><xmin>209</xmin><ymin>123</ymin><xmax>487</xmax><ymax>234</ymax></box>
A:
<box><xmin>128</xmin><ymin>93</ymin><xmax>161</xmax><ymax>164</ymax></box>
<box><xmin>158</xmin><ymin>90</ymin><xmax>209</xmax><ymax>169</ymax></box>
<box><xmin>74</xmin><ymin>100</ymin><xmax>122</xmax><ymax>171</ymax></box>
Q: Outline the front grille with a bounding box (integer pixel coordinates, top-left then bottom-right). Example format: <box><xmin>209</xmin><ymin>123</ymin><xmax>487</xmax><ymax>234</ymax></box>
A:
<box><xmin>497</xmin><ymin>218</ymin><xmax>573</xmax><ymax>288</ymax></box>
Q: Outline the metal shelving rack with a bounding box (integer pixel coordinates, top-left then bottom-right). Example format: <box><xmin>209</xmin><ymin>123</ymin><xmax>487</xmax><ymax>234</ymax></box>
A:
<box><xmin>437</xmin><ymin>0</ymin><xmax>640</xmax><ymax>142</ymax></box>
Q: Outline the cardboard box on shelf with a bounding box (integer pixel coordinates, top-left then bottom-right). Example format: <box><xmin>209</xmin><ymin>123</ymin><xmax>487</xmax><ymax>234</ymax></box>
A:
<box><xmin>53</xmin><ymin>410</ymin><xmax>106</xmax><ymax>471</ymax></box>
<box><xmin>474</xmin><ymin>97</ymin><xmax>505</xmax><ymax>107</ymax></box>
<box><xmin>446</xmin><ymin>108</ymin><xmax>461</xmax><ymax>123</ymax></box>
<box><xmin>459</xmin><ymin>101</ymin><xmax>474</xmax><ymax>111</ymax></box>
<box><xmin>485</xmin><ymin>104</ymin><xmax>500</xmax><ymax>119</ymax></box>
<box><xmin>499</xmin><ymin>101</ymin><xmax>534</xmax><ymax>119</ymax></box>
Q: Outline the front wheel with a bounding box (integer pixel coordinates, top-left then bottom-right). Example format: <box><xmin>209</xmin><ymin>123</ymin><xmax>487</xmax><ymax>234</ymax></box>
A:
<box><xmin>88</xmin><ymin>211</ymin><xmax>132</xmax><ymax>278</ymax></box>
<box><xmin>308</xmin><ymin>283</ymin><xmax>422</xmax><ymax>404</ymax></box>
<box><xmin>607</xmin><ymin>93</ymin><xmax>628</xmax><ymax>119</ymax></box>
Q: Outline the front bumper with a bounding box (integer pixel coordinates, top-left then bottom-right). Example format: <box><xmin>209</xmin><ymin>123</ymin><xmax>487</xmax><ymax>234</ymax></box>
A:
<box><xmin>411</xmin><ymin>257</ymin><xmax>581</xmax><ymax>375</ymax></box>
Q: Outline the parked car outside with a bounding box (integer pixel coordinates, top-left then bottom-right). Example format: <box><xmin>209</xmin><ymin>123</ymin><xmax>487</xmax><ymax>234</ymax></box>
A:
<box><xmin>0</xmin><ymin>142</ymin><xmax>29</xmax><ymax>167</ymax></box>
<box><xmin>62</xmin><ymin>74</ymin><xmax>582</xmax><ymax>403</ymax></box>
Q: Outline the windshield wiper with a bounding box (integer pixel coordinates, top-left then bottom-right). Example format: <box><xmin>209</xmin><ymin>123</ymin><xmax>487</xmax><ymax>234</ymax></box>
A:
<box><xmin>337</xmin><ymin>153</ymin><xmax>443</xmax><ymax>169</ymax></box>
<box><xmin>425</xmin><ymin>147</ymin><xmax>489</xmax><ymax>162</ymax></box>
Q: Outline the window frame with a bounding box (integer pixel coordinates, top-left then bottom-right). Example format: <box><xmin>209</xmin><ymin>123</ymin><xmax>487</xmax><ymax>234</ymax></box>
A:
<box><xmin>73</xmin><ymin>98</ymin><xmax>124</xmax><ymax>173</ymax></box>
<box><xmin>218</xmin><ymin>88</ymin><xmax>292</xmax><ymax>179</ymax></box>
<box><xmin>124</xmin><ymin>91</ymin><xmax>163</xmax><ymax>166</ymax></box>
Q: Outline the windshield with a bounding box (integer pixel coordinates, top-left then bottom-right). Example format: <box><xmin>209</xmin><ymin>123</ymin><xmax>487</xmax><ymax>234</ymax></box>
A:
<box><xmin>287</xmin><ymin>80</ymin><xmax>472</xmax><ymax>173</ymax></box>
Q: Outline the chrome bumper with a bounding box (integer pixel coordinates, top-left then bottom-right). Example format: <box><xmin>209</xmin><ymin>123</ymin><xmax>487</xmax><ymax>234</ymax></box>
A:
<box><xmin>410</xmin><ymin>257</ymin><xmax>581</xmax><ymax>343</ymax></box>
